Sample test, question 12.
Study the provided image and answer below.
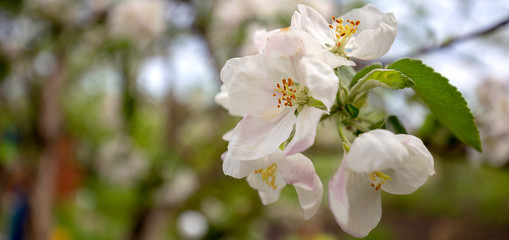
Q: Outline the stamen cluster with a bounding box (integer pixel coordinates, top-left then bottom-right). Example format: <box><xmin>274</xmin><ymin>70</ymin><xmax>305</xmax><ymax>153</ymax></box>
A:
<box><xmin>368</xmin><ymin>171</ymin><xmax>392</xmax><ymax>191</ymax></box>
<box><xmin>255</xmin><ymin>164</ymin><xmax>278</xmax><ymax>190</ymax></box>
<box><xmin>328</xmin><ymin>17</ymin><xmax>360</xmax><ymax>53</ymax></box>
<box><xmin>273</xmin><ymin>78</ymin><xmax>298</xmax><ymax>108</ymax></box>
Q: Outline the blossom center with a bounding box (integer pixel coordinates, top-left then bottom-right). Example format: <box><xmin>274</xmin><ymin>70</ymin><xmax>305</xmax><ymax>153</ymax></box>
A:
<box><xmin>254</xmin><ymin>163</ymin><xmax>278</xmax><ymax>190</ymax></box>
<box><xmin>328</xmin><ymin>16</ymin><xmax>360</xmax><ymax>55</ymax></box>
<box><xmin>272</xmin><ymin>78</ymin><xmax>307</xmax><ymax>109</ymax></box>
<box><xmin>368</xmin><ymin>171</ymin><xmax>391</xmax><ymax>191</ymax></box>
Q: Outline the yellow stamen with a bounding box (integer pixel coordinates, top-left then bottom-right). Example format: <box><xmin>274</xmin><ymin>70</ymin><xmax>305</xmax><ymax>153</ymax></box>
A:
<box><xmin>254</xmin><ymin>163</ymin><xmax>278</xmax><ymax>190</ymax></box>
<box><xmin>328</xmin><ymin>16</ymin><xmax>360</xmax><ymax>54</ymax></box>
<box><xmin>368</xmin><ymin>171</ymin><xmax>392</xmax><ymax>191</ymax></box>
<box><xmin>273</xmin><ymin>78</ymin><xmax>298</xmax><ymax>109</ymax></box>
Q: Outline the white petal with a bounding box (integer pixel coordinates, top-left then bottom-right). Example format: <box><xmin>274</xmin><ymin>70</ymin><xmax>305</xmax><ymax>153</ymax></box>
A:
<box><xmin>253</xmin><ymin>29</ymin><xmax>267</xmax><ymax>54</ymax></box>
<box><xmin>215</xmin><ymin>85</ymin><xmax>230</xmax><ymax>111</ymax></box>
<box><xmin>345</xmin><ymin>129</ymin><xmax>408</xmax><ymax>173</ymax></box>
<box><xmin>329</xmin><ymin>161</ymin><xmax>382</xmax><ymax>238</ymax></box>
<box><xmin>295</xmin><ymin>177</ymin><xmax>323</xmax><ymax>220</ymax></box>
<box><xmin>278</xmin><ymin>153</ymin><xmax>323</xmax><ymax>219</ymax></box>
<box><xmin>297</xmin><ymin>30</ymin><xmax>356</xmax><ymax>68</ymax></box>
<box><xmin>265</xmin><ymin>29</ymin><xmax>304</xmax><ymax>58</ymax></box>
<box><xmin>247</xmin><ymin>167</ymin><xmax>287</xmax><ymax>205</ymax></box>
<box><xmin>220</xmin><ymin>55</ymin><xmax>290</xmax><ymax>118</ymax></box>
<box><xmin>291</xmin><ymin>4</ymin><xmax>333</xmax><ymax>46</ymax></box>
<box><xmin>228</xmin><ymin>113</ymin><xmax>296</xmax><ymax>160</ymax></box>
<box><xmin>215</xmin><ymin>85</ymin><xmax>245</xmax><ymax>117</ymax></box>
<box><xmin>311</xmin><ymin>49</ymin><xmax>355</xmax><ymax>68</ymax></box>
<box><xmin>381</xmin><ymin>134</ymin><xmax>435</xmax><ymax>194</ymax></box>
<box><xmin>342</xmin><ymin>4</ymin><xmax>397</xmax><ymax>60</ymax></box>
<box><xmin>222</xmin><ymin>129</ymin><xmax>233</xmax><ymax>142</ymax></box>
<box><xmin>278</xmin><ymin>153</ymin><xmax>319</xmax><ymax>191</ymax></box>
<box><xmin>284</xmin><ymin>107</ymin><xmax>324</xmax><ymax>156</ymax></box>
<box><xmin>297</xmin><ymin>57</ymin><xmax>338</xmax><ymax>110</ymax></box>
<box><xmin>222</xmin><ymin>151</ymin><xmax>277</xmax><ymax>179</ymax></box>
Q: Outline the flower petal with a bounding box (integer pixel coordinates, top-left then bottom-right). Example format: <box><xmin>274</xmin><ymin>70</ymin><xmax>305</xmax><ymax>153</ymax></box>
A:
<box><xmin>278</xmin><ymin>153</ymin><xmax>323</xmax><ymax>219</ymax></box>
<box><xmin>295</xmin><ymin>177</ymin><xmax>323</xmax><ymax>220</ymax></box>
<box><xmin>291</xmin><ymin>4</ymin><xmax>333</xmax><ymax>46</ymax></box>
<box><xmin>228</xmin><ymin>113</ymin><xmax>296</xmax><ymax>160</ymax></box>
<box><xmin>297</xmin><ymin>30</ymin><xmax>355</xmax><ymax>68</ymax></box>
<box><xmin>264</xmin><ymin>29</ymin><xmax>304</xmax><ymax>58</ymax></box>
<box><xmin>381</xmin><ymin>134</ymin><xmax>435</xmax><ymax>195</ymax></box>
<box><xmin>284</xmin><ymin>107</ymin><xmax>324</xmax><ymax>156</ymax></box>
<box><xmin>342</xmin><ymin>4</ymin><xmax>397</xmax><ymax>60</ymax></box>
<box><xmin>329</xmin><ymin>161</ymin><xmax>382</xmax><ymax>238</ymax></box>
<box><xmin>297</xmin><ymin>56</ymin><xmax>338</xmax><ymax>110</ymax></box>
<box><xmin>220</xmin><ymin>54</ymin><xmax>292</xmax><ymax>118</ymax></box>
<box><xmin>247</xmin><ymin>165</ymin><xmax>287</xmax><ymax>205</ymax></box>
<box><xmin>345</xmin><ymin>129</ymin><xmax>408</xmax><ymax>173</ymax></box>
<box><xmin>222</xmin><ymin>129</ymin><xmax>233</xmax><ymax>142</ymax></box>
<box><xmin>215</xmin><ymin>85</ymin><xmax>245</xmax><ymax>117</ymax></box>
<box><xmin>253</xmin><ymin>29</ymin><xmax>267</xmax><ymax>54</ymax></box>
<box><xmin>222</xmin><ymin>151</ymin><xmax>276</xmax><ymax>179</ymax></box>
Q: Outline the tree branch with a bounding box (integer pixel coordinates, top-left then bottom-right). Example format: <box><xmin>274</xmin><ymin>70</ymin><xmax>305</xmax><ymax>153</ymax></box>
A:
<box><xmin>409</xmin><ymin>16</ymin><xmax>509</xmax><ymax>57</ymax></box>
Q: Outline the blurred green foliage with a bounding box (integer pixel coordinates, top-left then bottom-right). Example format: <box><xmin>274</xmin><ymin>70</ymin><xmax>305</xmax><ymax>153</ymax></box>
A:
<box><xmin>0</xmin><ymin>0</ymin><xmax>508</xmax><ymax>240</ymax></box>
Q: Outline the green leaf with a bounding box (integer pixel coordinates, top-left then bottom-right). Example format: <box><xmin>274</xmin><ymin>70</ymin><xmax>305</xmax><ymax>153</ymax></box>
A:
<box><xmin>388</xmin><ymin>58</ymin><xmax>482</xmax><ymax>151</ymax></box>
<box><xmin>385</xmin><ymin>115</ymin><xmax>408</xmax><ymax>134</ymax></box>
<box><xmin>307</xmin><ymin>97</ymin><xmax>327</xmax><ymax>111</ymax></box>
<box><xmin>336</xmin><ymin>66</ymin><xmax>356</xmax><ymax>105</ymax></box>
<box><xmin>349</xmin><ymin>62</ymin><xmax>383</xmax><ymax>88</ymax></box>
<box><xmin>345</xmin><ymin>104</ymin><xmax>359</xmax><ymax>118</ymax></box>
<box><xmin>336</xmin><ymin>65</ymin><xmax>356</xmax><ymax>84</ymax></box>
<box><xmin>370</xmin><ymin>118</ymin><xmax>386</xmax><ymax>130</ymax></box>
<box><xmin>348</xmin><ymin>69</ymin><xmax>415</xmax><ymax>103</ymax></box>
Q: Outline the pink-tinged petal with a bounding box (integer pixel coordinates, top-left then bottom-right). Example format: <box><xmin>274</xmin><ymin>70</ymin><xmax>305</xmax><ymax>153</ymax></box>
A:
<box><xmin>329</xmin><ymin>161</ymin><xmax>382</xmax><ymax>238</ymax></box>
<box><xmin>220</xmin><ymin>54</ymin><xmax>290</xmax><ymax>118</ymax></box>
<box><xmin>265</xmin><ymin>30</ymin><xmax>304</xmax><ymax>58</ymax></box>
<box><xmin>215</xmin><ymin>85</ymin><xmax>230</xmax><ymax>111</ymax></box>
<box><xmin>222</xmin><ymin>129</ymin><xmax>233</xmax><ymax>142</ymax></box>
<box><xmin>215</xmin><ymin>85</ymin><xmax>245</xmax><ymax>117</ymax></box>
<box><xmin>342</xmin><ymin>4</ymin><xmax>397</xmax><ymax>60</ymax></box>
<box><xmin>284</xmin><ymin>107</ymin><xmax>324</xmax><ymax>156</ymax></box>
<box><xmin>222</xmin><ymin>151</ymin><xmax>277</xmax><ymax>179</ymax></box>
<box><xmin>228</xmin><ymin>113</ymin><xmax>296</xmax><ymax>160</ymax></box>
<box><xmin>291</xmin><ymin>4</ymin><xmax>333</xmax><ymax>46</ymax></box>
<box><xmin>247</xmin><ymin>167</ymin><xmax>287</xmax><ymax>205</ymax></box>
<box><xmin>396</xmin><ymin>134</ymin><xmax>435</xmax><ymax>176</ymax></box>
<box><xmin>278</xmin><ymin>153</ymin><xmax>323</xmax><ymax>219</ymax></box>
<box><xmin>345</xmin><ymin>129</ymin><xmax>408</xmax><ymax>173</ymax></box>
<box><xmin>295</xmin><ymin>177</ymin><xmax>323</xmax><ymax>220</ymax></box>
<box><xmin>278</xmin><ymin>153</ymin><xmax>318</xmax><ymax>191</ymax></box>
<box><xmin>296</xmin><ymin>57</ymin><xmax>338</xmax><ymax>110</ymax></box>
<box><xmin>381</xmin><ymin>135</ymin><xmax>435</xmax><ymax>195</ymax></box>
<box><xmin>253</xmin><ymin>29</ymin><xmax>267</xmax><ymax>54</ymax></box>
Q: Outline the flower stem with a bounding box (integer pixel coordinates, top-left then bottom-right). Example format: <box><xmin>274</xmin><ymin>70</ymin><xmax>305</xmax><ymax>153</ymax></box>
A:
<box><xmin>350</xmin><ymin>121</ymin><xmax>370</xmax><ymax>133</ymax></box>
<box><xmin>337</xmin><ymin>115</ymin><xmax>351</xmax><ymax>152</ymax></box>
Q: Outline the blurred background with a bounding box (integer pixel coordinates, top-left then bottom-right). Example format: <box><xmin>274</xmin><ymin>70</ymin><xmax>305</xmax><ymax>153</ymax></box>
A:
<box><xmin>0</xmin><ymin>0</ymin><xmax>508</xmax><ymax>239</ymax></box>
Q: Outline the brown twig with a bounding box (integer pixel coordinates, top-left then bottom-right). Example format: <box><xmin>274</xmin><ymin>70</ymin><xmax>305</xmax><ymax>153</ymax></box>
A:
<box><xmin>408</xmin><ymin>16</ymin><xmax>509</xmax><ymax>57</ymax></box>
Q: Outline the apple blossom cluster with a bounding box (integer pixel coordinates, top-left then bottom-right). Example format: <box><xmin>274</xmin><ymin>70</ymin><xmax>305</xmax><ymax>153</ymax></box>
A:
<box><xmin>216</xmin><ymin>4</ymin><xmax>435</xmax><ymax>238</ymax></box>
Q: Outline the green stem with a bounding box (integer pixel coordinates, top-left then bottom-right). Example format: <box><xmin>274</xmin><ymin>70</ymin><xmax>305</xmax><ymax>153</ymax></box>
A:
<box><xmin>350</xmin><ymin>121</ymin><xmax>370</xmax><ymax>133</ymax></box>
<box><xmin>337</xmin><ymin>115</ymin><xmax>351</xmax><ymax>152</ymax></box>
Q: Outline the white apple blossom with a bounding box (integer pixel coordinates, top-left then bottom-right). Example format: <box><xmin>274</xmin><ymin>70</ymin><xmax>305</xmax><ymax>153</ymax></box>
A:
<box><xmin>220</xmin><ymin>31</ymin><xmax>338</xmax><ymax>160</ymax></box>
<box><xmin>223</xmin><ymin>150</ymin><xmax>323</xmax><ymax>219</ymax></box>
<box><xmin>254</xmin><ymin>28</ymin><xmax>353</xmax><ymax>68</ymax></box>
<box><xmin>329</xmin><ymin>129</ymin><xmax>434</xmax><ymax>237</ymax></box>
<box><xmin>291</xmin><ymin>4</ymin><xmax>397</xmax><ymax>64</ymax></box>
<box><xmin>215</xmin><ymin>84</ymin><xmax>245</xmax><ymax>117</ymax></box>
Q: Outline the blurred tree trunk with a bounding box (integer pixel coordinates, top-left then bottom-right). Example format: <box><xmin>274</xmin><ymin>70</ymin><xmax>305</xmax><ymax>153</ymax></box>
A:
<box><xmin>29</xmin><ymin>54</ymin><xmax>66</xmax><ymax>240</ymax></box>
